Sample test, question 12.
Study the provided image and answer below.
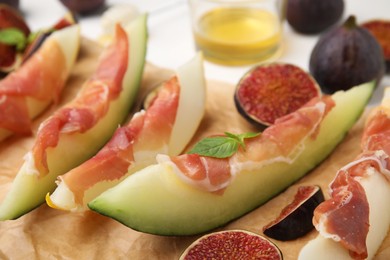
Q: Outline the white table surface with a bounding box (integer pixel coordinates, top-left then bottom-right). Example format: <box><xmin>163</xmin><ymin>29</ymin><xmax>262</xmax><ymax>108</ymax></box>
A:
<box><xmin>22</xmin><ymin>0</ymin><xmax>390</xmax><ymax>104</ymax></box>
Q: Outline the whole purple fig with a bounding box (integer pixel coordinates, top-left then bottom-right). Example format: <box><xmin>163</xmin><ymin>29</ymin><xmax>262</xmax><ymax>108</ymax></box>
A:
<box><xmin>59</xmin><ymin>0</ymin><xmax>105</xmax><ymax>14</ymax></box>
<box><xmin>0</xmin><ymin>0</ymin><xmax>19</xmax><ymax>10</ymax></box>
<box><xmin>309</xmin><ymin>16</ymin><xmax>385</xmax><ymax>94</ymax></box>
<box><xmin>287</xmin><ymin>0</ymin><xmax>344</xmax><ymax>34</ymax></box>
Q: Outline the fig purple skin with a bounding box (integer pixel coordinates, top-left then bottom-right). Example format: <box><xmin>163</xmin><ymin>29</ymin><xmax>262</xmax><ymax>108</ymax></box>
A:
<box><xmin>263</xmin><ymin>185</ymin><xmax>324</xmax><ymax>241</ymax></box>
<box><xmin>0</xmin><ymin>0</ymin><xmax>19</xmax><ymax>10</ymax></box>
<box><xmin>59</xmin><ymin>0</ymin><xmax>105</xmax><ymax>14</ymax></box>
<box><xmin>309</xmin><ymin>16</ymin><xmax>385</xmax><ymax>94</ymax></box>
<box><xmin>287</xmin><ymin>0</ymin><xmax>344</xmax><ymax>34</ymax></box>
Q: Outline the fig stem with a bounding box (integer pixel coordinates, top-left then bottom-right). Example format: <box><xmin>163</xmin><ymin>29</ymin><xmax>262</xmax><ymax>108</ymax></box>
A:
<box><xmin>344</xmin><ymin>15</ymin><xmax>357</xmax><ymax>30</ymax></box>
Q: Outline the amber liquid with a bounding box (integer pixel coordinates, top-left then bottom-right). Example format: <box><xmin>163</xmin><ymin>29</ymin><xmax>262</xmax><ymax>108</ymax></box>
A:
<box><xmin>193</xmin><ymin>7</ymin><xmax>282</xmax><ymax>65</ymax></box>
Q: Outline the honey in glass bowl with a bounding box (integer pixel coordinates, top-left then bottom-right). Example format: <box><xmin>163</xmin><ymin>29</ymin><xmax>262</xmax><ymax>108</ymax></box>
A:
<box><xmin>189</xmin><ymin>0</ymin><xmax>284</xmax><ymax>66</ymax></box>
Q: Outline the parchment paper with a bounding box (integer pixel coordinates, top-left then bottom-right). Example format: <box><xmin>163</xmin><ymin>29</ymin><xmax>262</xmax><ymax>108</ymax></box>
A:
<box><xmin>0</xmin><ymin>39</ymin><xmax>389</xmax><ymax>260</ymax></box>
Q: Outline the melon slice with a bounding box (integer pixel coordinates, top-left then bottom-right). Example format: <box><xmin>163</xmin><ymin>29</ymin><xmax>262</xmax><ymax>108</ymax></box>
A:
<box><xmin>298</xmin><ymin>169</ymin><xmax>390</xmax><ymax>260</ymax></box>
<box><xmin>46</xmin><ymin>53</ymin><xmax>206</xmax><ymax>212</ymax></box>
<box><xmin>0</xmin><ymin>25</ymin><xmax>81</xmax><ymax>141</ymax></box>
<box><xmin>0</xmin><ymin>14</ymin><xmax>147</xmax><ymax>221</ymax></box>
<box><xmin>88</xmin><ymin>81</ymin><xmax>374</xmax><ymax>236</ymax></box>
<box><xmin>298</xmin><ymin>87</ymin><xmax>390</xmax><ymax>260</ymax></box>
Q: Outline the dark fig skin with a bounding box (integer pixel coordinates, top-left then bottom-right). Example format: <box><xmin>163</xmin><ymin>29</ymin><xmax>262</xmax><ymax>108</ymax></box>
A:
<box><xmin>287</xmin><ymin>0</ymin><xmax>344</xmax><ymax>34</ymax></box>
<box><xmin>0</xmin><ymin>0</ymin><xmax>19</xmax><ymax>10</ymax></box>
<box><xmin>263</xmin><ymin>185</ymin><xmax>324</xmax><ymax>241</ymax></box>
<box><xmin>59</xmin><ymin>0</ymin><xmax>106</xmax><ymax>15</ymax></box>
<box><xmin>310</xmin><ymin>16</ymin><xmax>385</xmax><ymax>94</ymax></box>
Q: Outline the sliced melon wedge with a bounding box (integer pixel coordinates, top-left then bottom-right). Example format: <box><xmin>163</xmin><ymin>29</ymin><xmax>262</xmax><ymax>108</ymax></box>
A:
<box><xmin>26</xmin><ymin>25</ymin><xmax>81</xmax><ymax>118</ymax></box>
<box><xmin>0</xmin><ymin>14</ymin><xmax>148</xmax><ymax>221</ymax></box>
<box><xmin>0</xmin><ymin>25</ymin><xmax>81</xmax><ymax>141</ymax></box>
<box><xmin>169</xmin><ymin>53</ymin><xmax>206</xmax><ymax>155</ymax></box>
<box><xmin>299</xmin><ymin>87</ymin><xmax>390</xmax><ymax>260</ymax></box>
<box><xmin>88</xmin><ymin>81</ymin><xmax>374</xmax><ymax>236</ymax></box>
<box><xmin>298</xmin><ymin>170</ymin><xmax>390</xmax><ymax>260</ymax></box>
<box><xmin>46</xmin><ymin>53</ymin><xmax>206</xmax><ymax>212</ymax></box>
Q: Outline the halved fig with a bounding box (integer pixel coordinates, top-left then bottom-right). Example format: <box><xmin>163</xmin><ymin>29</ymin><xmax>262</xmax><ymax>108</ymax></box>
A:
<box><xmin>234</xmin><ymin>63</ymin><xmax>321</xmax><ymax>129</ymax></box>
<box><xmin>263</xmin><ymin>185</ymin><xmax>324</xmax><ymax>241</ymax></box>
<box><xmin>0</xmin><ymin>43</ymin><xmax>19</xmax><ymax>72</ymax></box>
<box><xmin>0</xmin><ymin>4</ymin><xmax>30</xmax><ymax>72</ymax></box>
<box><xmin>0</xmin><ymin>4</ymin><xmax>29</xmax><ymax>34</ymax></box>
<box><xmin>361</xmin><ymin>19</ymin><xmax>390</xmax><ymax>73</ymax></box>
<box><xmin>180</xmin><ymin>230</ymin><xmax>283</xmax><ymax>260</ymax></box>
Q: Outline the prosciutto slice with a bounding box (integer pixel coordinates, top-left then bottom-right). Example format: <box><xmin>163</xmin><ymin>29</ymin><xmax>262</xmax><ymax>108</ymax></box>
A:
<box><xmin>0</xmin><ymin>39</ymin><xmax>67</xmax><ymax>134</ymax></box>
<box><xmin>32</xmin><ymin>25</ymin><xmax>128</xmax><ymax>175</ymax></box>
<box><xmin>57</xmin><ymin>77</ymin><xmax>180</xmax><ymax>206</ymax></box>
<box><xmin>313</xmin><ymin>103</ymin><xmax>390</xmax><ymax>259</ymax></box>
<box><xmin>160</xmin><ymin>95</ymin><xmax>335</xmax><ymax>194</ymax></box>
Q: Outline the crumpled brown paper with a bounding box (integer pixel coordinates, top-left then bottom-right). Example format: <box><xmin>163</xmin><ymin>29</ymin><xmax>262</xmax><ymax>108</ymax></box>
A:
<box><xmin>0</xmin><ymin>39</ymin><xmax>389</xmax><ymax>260</ymax></box>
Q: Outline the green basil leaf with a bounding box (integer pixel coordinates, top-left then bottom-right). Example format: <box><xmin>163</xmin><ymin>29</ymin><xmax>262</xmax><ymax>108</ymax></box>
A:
<box><xmin>238</xmin><ymin>132</ymin><xmax>260</xmax><ymax>139</ymax></box>
<box><xmin>188</xmin><ymin>136</ymin><xmax>238</xmax><ymax>158</ymax></box>
<box><xmin>237</xmin><ymin>132</ymin><xmax>260</xmax><ymax>148</ymax></box>
<box><xmin>188</xmin><ymin>132</ymin><xmax>261</xmax><ymax>158</ymax></box>
<box><xmin>0</xmin><ymin>28</ymin><xmax>27</xmax><ymax>51</ymax></box>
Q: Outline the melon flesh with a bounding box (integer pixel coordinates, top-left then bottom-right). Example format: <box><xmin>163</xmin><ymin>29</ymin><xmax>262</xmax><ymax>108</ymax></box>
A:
<box><xmin>169</xmin><ymin>53</ymin><xmax>206</xmax><ymax>155</ymax></box>
<box><xmin>0</xmin><ymin>15</ymin><xmax>147</xmax><ymax>220</ymax></box>
<box><xmin>299</xmin><ymin>88</ymin><xmax>390</xmax><ymax>260</ymax></box>
<box><xmin>298</xmin><ymin>170</ymin><xmax>390</xmax><ymax>260</ymax></box>
<box><xmin>88</xmin><ymin>81</ymin><xmax>374</xmax><ymax>236</ymax></box>
<box><xmin>47</xmin><ymin>53</ymin><xmax>206</xmax><ymax>211</ymax></box>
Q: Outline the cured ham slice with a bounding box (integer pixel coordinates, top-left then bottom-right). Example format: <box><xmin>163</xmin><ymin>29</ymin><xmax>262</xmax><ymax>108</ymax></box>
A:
<box><xmin>32</xmin><ymin>24</ymin><xmax>128</xmax><ymax>175</ymax></box>
<box><xmin>87</xmin><ymin>81</ymin><xmax>374</xmax><ymax>236</ymax></box>
<box><xmin>0</xmin><ymin>15</ymin><xmax>148</xmax><ymax>221</ymax></box>
<box><xmin>159</xmin><ymin>96</ymin><xmax>334</xmax><ymax>194</ymax></box>
<box><xmin>0</xmin><ymin>25</ymin><xmax>80</xmax><ymax>141</ymax></box>
<box><xmin>48</xmin><ymin>77</ymin><xmax>180</xmax><ymax>210</ymax></box>
<box><xmin>47</xmin><ymin>53</ymin><xmax>206</xmax><ymax>211</ymax></box>
<box><xmin>299</xmin><ymin>88</ymin><xmax>390</xmax><ymax>260</ymax></box>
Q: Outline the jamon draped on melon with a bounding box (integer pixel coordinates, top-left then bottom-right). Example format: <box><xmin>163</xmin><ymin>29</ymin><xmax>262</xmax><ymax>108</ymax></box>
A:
<box><xmin>88</xmin><ymin>81</ymin><xmax>374</xmax><ymax>236</ymax></box>
<box><xmin>0</xmin><ymin>14</ymin><xmax>147</xmax><ymax>220</ymax></box>
<box><xmin>46</xmin><ymin>53</ymin><xmax>206</xmax><ymax>212</ymax></box>
<box><xmin>0</xmin><ymin>25</ymin><xmax>80</xmax><ymax>141</ymax></box>
<box><xmin>299</xmin><ymin>88</ymin><xmax>390</xmax><ymax>260</ymax></box>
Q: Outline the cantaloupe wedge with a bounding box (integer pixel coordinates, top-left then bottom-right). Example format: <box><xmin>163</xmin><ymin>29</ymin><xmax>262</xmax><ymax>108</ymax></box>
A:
<box><xmin>0</xmin><ymin>14</ymin><xmax>147</xmax><ymax>220</ymax></box>
<box><xmin>88</xmin><ymin>81</ymin><xmax>374</xmax><ymax>236</ymax></box>
<box><xmin>46</xmin><ymin>53</ymin><xmax>206</xmax><ymax>212</ymax></box>
<box><xmin>298</xmin><ymin>171</ymin><xmax>390</xmax><ymax>260</ymax></box>
<box><xmin>299</xmin><ymin>88</ymin><xmax>390</xmax><ymax>260</ymax></box>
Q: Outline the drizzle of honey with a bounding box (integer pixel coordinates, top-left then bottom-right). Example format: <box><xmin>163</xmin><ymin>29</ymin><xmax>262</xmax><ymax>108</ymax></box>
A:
<box><xmin>193</xmin><ymin>7</ymin><xmax>282</xmax><ymax>65</ymax></box>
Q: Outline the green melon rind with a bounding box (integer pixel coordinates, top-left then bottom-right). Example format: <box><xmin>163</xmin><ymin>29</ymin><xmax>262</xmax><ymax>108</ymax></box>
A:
<box><xmin>0</xmin><ymin>14</ymin><xmax>148</xmax><ymax>221</ymax></box>
<box><xmin>47</xmin><ymin>52</ymin><xmax>206</xmax><ymax>211</ymax></box>
<box><xmin>88</xmin><ymin>81</ymin><xmax>374</xmax><ymax>236</ymax></box>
